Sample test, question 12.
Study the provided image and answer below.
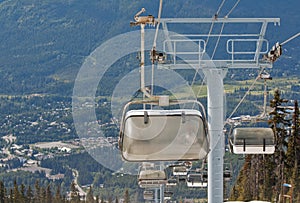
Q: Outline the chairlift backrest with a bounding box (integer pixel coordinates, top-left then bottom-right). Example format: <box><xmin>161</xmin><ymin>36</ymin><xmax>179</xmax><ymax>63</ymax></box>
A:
<box><xmin>230</xmin><ymin>127</ymin><xmax>275</xmax><ymax>154</ymax></box>
<box><xmin>120</xmin><ymin>109</ymin><xmax>209</xmax><ymax>162</ymax></box>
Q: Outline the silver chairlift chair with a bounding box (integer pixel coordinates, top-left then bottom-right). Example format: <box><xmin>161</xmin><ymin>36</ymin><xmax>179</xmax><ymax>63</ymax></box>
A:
<box><xmin>138</xmin><ymin>163</ymin><xmax>167</xmax><ymax>188</ymax></box>
<box><xmin>143</xmin><ymin>190</ymin><xmax>154</xmax><ymax>200</ymax></box>
<box><xmin>223</xmin><ymin>163</ymin><xmax>233</xmax><ymax>182</ymax></box>
<box><xmin>172</xmin><ymin>165</ymin><xmax>188</xmax><ymax>176</ymax></box>
<box><xmin>164</xmin><ymin>190</ymin><xmax>173</xmax><ymax>200</ymax></box>
<box><xmin>186</xmin><ymin>170</ymin><xmax>208</xmax><ymax>188</ymax></box>
<box><xmin>166</xmin><ymin>177</ymin><xmax>177</xmax><ymax>186</ymax></box>
<box><xmin>230</xmin><ymin>127</ymin><xmax>275</xmax><ymax>154</ymax></box>
<box><xmin>119</xmin><ymin>100</ymin><xmax>209</xmax><ymax>162</ymax></box>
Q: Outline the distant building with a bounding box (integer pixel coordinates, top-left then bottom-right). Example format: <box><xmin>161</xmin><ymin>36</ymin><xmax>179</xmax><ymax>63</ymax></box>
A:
<box><xmin>59</xmin><ymin>147</ymin><xmax>71</xmax><ymax>153</ymax></box>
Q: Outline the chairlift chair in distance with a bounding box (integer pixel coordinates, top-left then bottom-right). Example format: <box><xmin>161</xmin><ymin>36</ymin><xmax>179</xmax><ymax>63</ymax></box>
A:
<box><xmin>172</xmin><ymin>165</ymin><xmax>188</xmax><ymax>176</ymax></box>
<box><xmin>164</xmin><ymin>190</ymin><xmax>173</xmax><ymax>200</ymax></box>
<box><xmin>223</xmin><ymin>163</ymin><xmax>232</xmax><ymax>182</ymax></box>
<box><xmin>186</xmin><ymin>170</ymin><xmax>208</xmax><ymax>188</ymax></box>
<box><xmin>143</xmin><ymin>190</ymin><xmax>154</xmax><ymax>200</ymax></box>
<box><xmin>119</xmin><ymin>99</ymin><xmax>209</xmax><ymax>162</ymax></box>
<box><xmin>138</xmin><ymin>163</ymin><xmax>167</xmax><ymax>188</ymax></box>
<box><xmin>229</xmin><ymin>127</ymin><xmax>275</xmax><ymax>154</ymax></box>
<box><xmin>171</xmin><ymin>164</ymin><xmax>189</xmax><ymax>182</ymax></box>
<box><xmin>166</xmin><ymin>177</ymin><xmax>177</xmax><ymax>187</ymax></box>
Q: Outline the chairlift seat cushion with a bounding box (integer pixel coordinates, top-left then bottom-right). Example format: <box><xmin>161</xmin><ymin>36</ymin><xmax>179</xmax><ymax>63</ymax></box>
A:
<box><xmin>121</xmin><ymin>109</ymin><xmax>209</xmax><ymax>161</ymax></box>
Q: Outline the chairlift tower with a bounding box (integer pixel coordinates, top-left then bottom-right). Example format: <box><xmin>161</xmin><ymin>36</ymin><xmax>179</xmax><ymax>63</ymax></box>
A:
<box><xmin>159</xmin><ymin>17</ymin><xmax>280</xmax><ymax>203</ymax></box>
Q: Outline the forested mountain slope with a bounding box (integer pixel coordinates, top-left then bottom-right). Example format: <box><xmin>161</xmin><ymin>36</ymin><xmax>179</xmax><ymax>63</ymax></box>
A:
<box><xmin>0</xmin><ymin>0</ymin><xmax>299</xmax><ymax>95</ymax></box>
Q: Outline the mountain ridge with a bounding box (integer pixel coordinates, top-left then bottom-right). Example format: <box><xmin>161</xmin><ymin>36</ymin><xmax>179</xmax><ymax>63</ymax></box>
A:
<box><xmin>0</xmin><ymin>0</ymin><xmax>299</xmax><ymax>95</ymax></box>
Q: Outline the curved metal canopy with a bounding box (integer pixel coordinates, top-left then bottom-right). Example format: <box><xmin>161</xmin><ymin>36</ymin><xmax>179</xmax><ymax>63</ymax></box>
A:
<box><xmin>120</xmin><ymin>107</ymin><xmax>209</xmax><ymax>162</ymax></box>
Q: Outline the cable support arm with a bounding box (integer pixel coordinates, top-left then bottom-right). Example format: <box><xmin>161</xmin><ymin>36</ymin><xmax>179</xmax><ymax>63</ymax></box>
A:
<box><xmin>281</xmin><ymin>31</ymin><xmax>300</xmax><ymax>46</ymax></box>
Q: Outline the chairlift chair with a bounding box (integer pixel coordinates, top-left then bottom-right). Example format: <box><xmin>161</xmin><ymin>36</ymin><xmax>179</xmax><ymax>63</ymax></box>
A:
<box><xmin>143</xmin><ymin>190</ymin><xmax>154</xmax><ymax>200</ymax></box>
<box><xmin>164</xmin><ymin>190</ymin><xmax>173</xmax><ymax>200</ymax></box>
<box><xmin>172</xmin><ymin>165</ymin><xmax>189</xmax><ymax>182</ymax></box>
<box><xmin>186</xmin><ymin>170</ymin><xmax>208</xmax><ymax>188</ymax></box>
<box><xmin>119</xmin><ymin>100</ymin><xmax>209</xmax><ymax>162</ymax></box>
<box><xmin>166</xmin><ymin>177</ymin><xmax>177</xmax><ymax>186</ymax></box>
<box><xmin>229</xmin><ymin>127</ymin><xmax>275</xmax><ymax>154</ymax></box>
<box><xmin>138</xmin><ymin>163</ymin><xmax>167</xmax><ymax>188</ymax></box>
<box><xmin>223</xmin><ymin>163</ymin><xmax>233</xmax><ymax>181</ymax></box>
<box><xmin>172</xmin><ymin>165</ymin><xmax>188</xmax><ymax>176</ymax></box>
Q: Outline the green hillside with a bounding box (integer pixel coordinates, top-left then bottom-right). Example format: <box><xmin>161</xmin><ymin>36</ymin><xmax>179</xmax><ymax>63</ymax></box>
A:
<box><xmin>0</xmin><ymin>0</ymin><xmax>299</xmax><ymax>95</ymax></box>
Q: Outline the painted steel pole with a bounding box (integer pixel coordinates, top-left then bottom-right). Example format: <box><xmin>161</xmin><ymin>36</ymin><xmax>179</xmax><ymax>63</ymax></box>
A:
<box><xmin>160</xmin><ymin>184</ymin><xmax>164</xmax><ymax>203</ymax></box>
<box><xmin>155</xmin><ymin>188</ymin><xmax>158</xmax><ymax>203</ymax></box>
<box><xmin>203</xmin><ymin>68</ymin><xmax>227</xmax><ymax>203</ymax></box>
<box><xmin>160</xmin><ymin>163</ymin><xmax>164</xmax><ymax>203</ymax></box>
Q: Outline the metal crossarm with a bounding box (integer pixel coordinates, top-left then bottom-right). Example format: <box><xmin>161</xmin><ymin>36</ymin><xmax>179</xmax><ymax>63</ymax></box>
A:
<box><xmin>160</xmin><ymin>17</ymin><xmax>280</xmax><ymax>69</ymax></box>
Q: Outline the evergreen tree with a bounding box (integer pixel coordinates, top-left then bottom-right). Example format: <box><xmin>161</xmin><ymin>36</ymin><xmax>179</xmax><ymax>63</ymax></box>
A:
<box><xmin>242</xmin><ymin>155</ymin><xmax>252</xmax><ymax>201</ymax></box>
<box><xmin>0</xmin><ymin>181</ymin><xmax>5</xmax><ymax>203</ymax></box>
<box><xmin>261</xmin><ymin>154</ymin><xmax>276</xmax><ymax>201</ymax></box>
<box><xmin>269</xmin><ymin>89</ymin><xmax>289</xmax><ymax>201</ymax></box>
<box><xmin>124</xmin><ymin>189</ymin><xmax>130</xmax><ymax>203</ymax></box>
<box><xmin>285</xmin><ymin>100</ymin><xmax>298</xmax><ymax>175</ymax></box>
<box><xmin>293</xmin><ymin>100</ymin><xmax>300</xmax><ymax>170</ymax></box>
<box><xmin>9</xmin><ymin>188</ymin><xmax>13</xmax><ymax>203</ymax></box>
<box><xmin>229</xmin><ymin>185</ymin><xmax>239</xmax><ymax>200</ymax></box>
<box><xmin>289</xmin><ymin>100</ymin><xmax>300</xmax><ymax>201</ymax></box>
<box><xmin>70</xmin><ymin>181</ymin><xmax>80</xmax><ymax>203</ymax></box>
<box><xmin>46</xmin><ymin>184</ymin><xmax>52</xmax><ymax>203</ymax></box>
<box><xmin>108</xmin><ymin>195</ymin><xmax>113</xmax><ymax>203</ymax></box>
<box><xmin>54</xmin><ymin>185</ymin><xmax>63</xmax><ymax>203</ymax></box>
<box><xmin>95</xmin><ymin>195</ymin><xmax>99</xmax><ymax>203</ymax></box>
<box><xmin>86</xmin><ymin>186</ymin><xmax>94</xmax><ymax>203</ymax></box>
<box><xmin>34</xmin><ymin>180</ymin><xmax>41</xmax><ymax>203</ymax></box>
<box><xmin>229</xmin><ymin>155</ymin><xmax>252</xmax><ymax>201</ymax></box>
<box><xmin>13</xmin><ymin>179</ymin><xmax>20</xmax><ymax>203</ymax></box>
<box><xmin>26</xmin><ymin>185</ymin><xmax>33</xmax><ymax>203</ymax></box>
<box><xmin>19</xmin><ymin>184</ymin><xmax>26</xmax><ymax>203</ymax></box>
<box><xmin>40</xmin><ymin>186</ymin><xmax>47</xmax><ymax>203</ymax></box>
